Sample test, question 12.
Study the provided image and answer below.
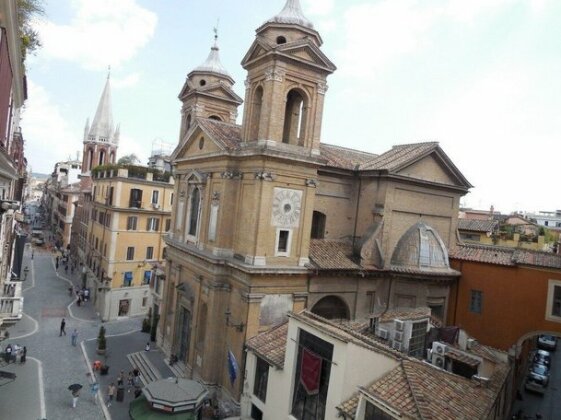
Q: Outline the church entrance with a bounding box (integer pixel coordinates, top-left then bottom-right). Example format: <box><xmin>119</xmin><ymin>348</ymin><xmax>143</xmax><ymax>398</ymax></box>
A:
<box><xmin>176</xmin><ymin>307</ymin><xmax>191</xmax><ymax>362</ymax></box>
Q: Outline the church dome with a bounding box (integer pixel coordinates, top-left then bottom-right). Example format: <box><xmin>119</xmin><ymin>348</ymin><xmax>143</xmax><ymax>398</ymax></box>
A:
<box><xmin>390</xmin><ymin>222</ymin><xmax>451</xmax><ymax>272</ymax></box>
<box><xmin>264</xmin><ymin>0</ymin><xmax>314</xmax><ymax>29</ymax></box>
<box><xmin>191</xmin><ymin>37</ymin><xmax>231</xmax><ymax>79</ymax></box>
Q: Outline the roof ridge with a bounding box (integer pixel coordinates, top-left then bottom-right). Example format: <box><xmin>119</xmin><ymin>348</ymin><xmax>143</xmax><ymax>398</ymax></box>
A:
<box><xmin>392</xmin><ymin>141</ymin><xmax>439</xmax><ymax>148</ymax></box>
<box><xmin>320</xmin><ymin>142</ymin><xmax>377</xmax><ymax>156</ymax></box>
<box><xmin>401</xmin><ymin>360</ymin><xmax>427</xmax><ymax>420</ymax></box>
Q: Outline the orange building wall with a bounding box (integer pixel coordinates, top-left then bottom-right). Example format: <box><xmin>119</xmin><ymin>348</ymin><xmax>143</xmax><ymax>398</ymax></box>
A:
<box><xmin>448</xmin><ymin>259</ymin><xmax>561</xmax><ymax>351</ymax></box>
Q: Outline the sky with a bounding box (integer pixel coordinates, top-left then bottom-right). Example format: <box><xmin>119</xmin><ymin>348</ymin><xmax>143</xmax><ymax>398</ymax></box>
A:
<box><xmin>21</xmin><ymin>0</ymin><xmax>561</xmax><ymax>214</ymax></box>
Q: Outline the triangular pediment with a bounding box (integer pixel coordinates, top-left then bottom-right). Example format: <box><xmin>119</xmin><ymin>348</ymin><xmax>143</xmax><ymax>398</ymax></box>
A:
<box><xmin>241</xmin><ymin>38</ymin><xmax>273</xmax><ymax>67</ymax></box>
<box><xmin>396</xmin><ymin>150</ymin><xmax>471</xmax><ymax>188</ymax></box>
<box><xmin>198</xmin><ymin>83</ymin><xmax>243</xmax><ymax>104</ymax></box>
<box><xmin>276</xmin><ymin>40</ymin><xmax>336</xmax><ymax>72</ymax></box>
<box><xmin>171</xmin><ymin>124</ymin><xmax>226</xmax><ymax>161</ymax></box>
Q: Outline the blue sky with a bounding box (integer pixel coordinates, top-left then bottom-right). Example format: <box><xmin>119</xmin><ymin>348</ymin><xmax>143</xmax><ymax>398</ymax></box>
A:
<box><xmin>22</xmin><ymin>0</ymin><xmax>561</xmax><ymax>214</ymax></box>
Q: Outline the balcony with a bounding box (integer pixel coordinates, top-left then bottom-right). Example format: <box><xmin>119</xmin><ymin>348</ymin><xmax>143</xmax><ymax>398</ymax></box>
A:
<box><xmin>0</xmin><ymin>282</ymin><xmax>24</xmax><ymax>325</ymax></box>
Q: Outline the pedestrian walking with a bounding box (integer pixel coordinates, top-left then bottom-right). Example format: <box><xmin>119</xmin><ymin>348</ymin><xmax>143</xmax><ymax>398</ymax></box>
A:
<box><xmin>90</xmin><ymin>382</ymin><xmax>99</xmax><ymax>403</ymax></box>
<box><xmin>145</xmin><ymin>342</ymin><xmax>150</xmax><ymax>352</ymax></box>
<box><xmin>71</xmin><ymin>329</ymin><xmax>78</xmax><ymax>346</ymax></box>
<box><xmin>117</xmin><ymin>370</ymin><xmax>124</xmax><ymax>387</ymax></box>
<box><xmin>60</xmin><ymin>318</ymin><xmax>66</xmax><ymax>336</ymax></box>
<box><xmin>55</xmin><ymin>260</ymin><xmax>59</xmax><ymax>270</ymax></box>
<box><xmin>106</xmin><ymin>383</ymin><xmax>116</xmax><ymax>407</ymax></box>
<box><xmin>72</xmin><ymin>389</ymin><xmax>80</xmax><ymax>408</ymax></box>
<box><xmin>127</xmin><ymin>371</ymin><xmax>134</xmax><ymax>393</ymax></box>
<box><xmin>4</xmin><ymin>344</ymin><xmax>12</xmax><ymax>363</ymax></box>
<box><xmin>20</xmin><ymin>346</ymin><xmax>27</xmax><ymax>364</ymax></box>
<box><xmin>31</xmin><ymin>250</ymin><xmax>34</xmax><ymax>259</ymax></box>
<box><xmin>65</xmin><ymin>264</ymin><xmax>68</xmax><ymax>274</ymax></box>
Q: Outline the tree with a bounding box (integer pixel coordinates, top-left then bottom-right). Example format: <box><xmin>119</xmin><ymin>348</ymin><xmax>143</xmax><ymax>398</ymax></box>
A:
<box><xmin>117</xmin><ymin>154</ymin><xmax>141</xmax><ymax>165</ymax></box>
<box><xmin>17</xmin><ymin>0</ymin><xmax>44</xmax><ymax>59</ymax></box>
<box><xmin>97</xmin><ymin>325</ymin><xmax>107</xmax><ymax>353</ymax></box>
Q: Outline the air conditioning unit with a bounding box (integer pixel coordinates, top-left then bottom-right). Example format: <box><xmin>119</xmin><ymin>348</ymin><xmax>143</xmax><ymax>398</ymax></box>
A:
<box><xmin>152</xmin><ymin>203</ymin><xmax>160</xmax><ymax>209</ymax></box>
<box><xmin>433</xmin><ymin>354</ymin><xmax>445</xmax><ymax>368</ymax></box>
<box><xmin>377</xmin><ymin>328</ymin><xmax>389</xmax><ymax>340</ymax></box>
<box><xmin>467</xmin><ymin>338</ymin><xmax>478</xmax><ymax>350</ymax></box>
<box><xmin>394</xmin><ymin>331</ymin><xmax>404</xmax><ymax>342</ymax></box>
<box><xmin>392</xmin><ymin>340</ymin><xmax>403</xmax><ymax>352</ymax></box>
<box><xmin>432</xmin><ymin>342</ymin><xmax>447</xmax><ymax>355</ymax></box>
<box><xmin>394</xmin><ymin>320</ymin><xmax>405</xmax><ymax>332</ymax></box>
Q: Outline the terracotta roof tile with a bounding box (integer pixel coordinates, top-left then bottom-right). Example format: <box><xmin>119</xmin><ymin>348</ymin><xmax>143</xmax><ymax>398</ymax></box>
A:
<box><xmin>320</xmin><ymin>143</ymin><xmax>377</xmax><ymax>170</ymax></box>
<box><xmin>370</xmin><ymin>307</ymin><xmax>432</xmax><ymax>323</ymax></box>
<box><xmin>245</xmin><ymin>322</ymin><xmax>288</xmax><ymax>368</ymax></box>
<box><xmin>197</xmin><ymin>118</ymin><xmax>242</xmax><ymax>151</ymax></box>
<box><xmin>458</xmin><ymin>219</ymin><xmax>498</xmax><ymax>233</ymax></box>
<box><xmin>359</xmin><ymin>142</ymin><xmax>439</xmax><ymax>171</ymax></box>
<box><xmin>309</xmin><ymin>239</ymin><xmax>362</xmax><ymax>270</ymax></box>
<box><xmin>450</xmin><ymin>244</ymin><xmax>561</xmax><ymax>269</ymax></box>
<box><xmin>354</xmin><ymin>358</ymin><xmax>508</xmax><ymax>419</ymax></box>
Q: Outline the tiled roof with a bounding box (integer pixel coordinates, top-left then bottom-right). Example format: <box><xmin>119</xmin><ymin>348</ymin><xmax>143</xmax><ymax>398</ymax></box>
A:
<box><xmin>359</xmin><ymin>142</ymin><xmax>439</xmax><ymax>171</ymax></box>
<box><xmin>458</xmin><ymin>219</ymin><xmax>498</xmax><ymax>233</ymax></box>
<box><xmin>245</xmin><ymin>322</ymin><xmax>288</xmax><ymax>369</ymax></box>
<box><xmin>348</xmin><ymin>358</ymin><xmax>508</xmax><ymax>420</ymax></box>
<box><xmin>450</xmin><ymin>244</ymin><xmax>561</xmax><ymax>269</ymax></box>
<box><xmin>319</xmin><ymin>143</ymin><xmax>377</xmax><ymax>170</ymax></box>
<box><xmin>197</xmin><ymin>118</ymin><xmax>242</xmax><ymax>151</ymax></box>
<box><xmin>370</xmin><ymin>307</ymin><xmax>432</xmax><ymax>323</ymax></box>
<box><xmin>446</xmin><ymin>348</ymin><xmax>480</xmax><ymax>367</ymax></box>
<box><xmin>309</xmin><ymin>239</ymin><xmax>362</xmax><ymax>270</ymax></box>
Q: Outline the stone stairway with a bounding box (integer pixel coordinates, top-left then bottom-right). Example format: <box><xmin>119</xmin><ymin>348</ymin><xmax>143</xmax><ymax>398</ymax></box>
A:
<box><xmin>127</xmin><ymin>351</ymin><xmax>162</xmax><ymax>385</ymax></box>
<box><xmin>164</xmin><ymin>357</ymin><xmax>187</xmax><ymax>378</ymax></box>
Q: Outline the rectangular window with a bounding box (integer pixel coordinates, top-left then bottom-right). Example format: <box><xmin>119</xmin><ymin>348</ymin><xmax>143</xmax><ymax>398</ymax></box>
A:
<box><xmin>165</xmin><ymin>218</ymin><xmax>171</xmax><ymax>232</ymax></box>
<box><xmin>95</xmin><ymin>237</ymin><xmax>99</xmax><ymax>250</ymax></box>
<box><xmin>107</xmin><ymin>186</ymin><xmax>114</xmax><ymax>205</ymax></box>
<box><xmin>470</xmin><ymin>290</ymin><xmax>483</xmax><ymax>314</ymax></box>
<box><xmin>291</xmin><ymin>329</ymin><xmax>333</xmax><ymax>420</ymax></box>
<box><xmin>276</xmin><ymin>229</ymin><xmax>291</xmax><ymax>256</ymax></box>
<box><xmin>147</xmin><ymin>217</ymin><xmax>160</xmax><ymax>231</ymax></box>
<box><xmin>152</xmin><ymin>190</ymin><xmax>159</xmax><ymax>204</ymax></box>
<box><xmin>127</xmin><ymin>216</ymin><xmax>138</xmax><ymax>230</ymax></box>
<box><xmin>129</xmin><ymin>188</ymin><xmax>142</xmax><ymax>208</ymax></box>
<box><xmin>364</xmin><ymin>401</ymin><xmax>393</xmax><ymax>420</ymax></box>
<box><xmin>105</xmin><ymin>213</ymin><xmax>111</xmax><ymax>227</ymax></box>
<box><xmin>98</xmin><ymin>212</ymin><xmax>105</xmax><ymax>225</ymax></box>
<box><xmin>408</xmin><ymin>320</ymin><xmax>428</xmax><ymax>358</ymax></box>
<box><xmin>143</xmin><ymin>270</ymin><xmax>152</xmax><ymax>285</ymax></box>
<box><xmin>126</xmin><ymin>247</ymin><xmax>135</xmax><ymax>261</ymax></box>
<box><xmin>142</xmin><ymin>297</ymin><xmax>148</xmax><ymax>307</ymax></box>
<box><xmin>123</xmin><ymin>272</ymin><xmax>133</xmax><ymax>287</ymax></box>
<box><xmin>552</xmin><ymin>285</ymin><xmax>561</xmax><ymax>317</ymax></box>
<box><xmin>170</xmin><ymin>192</ymin><xmax>174</xmax><ymax>206</ymax></box>
<box><xmin>254</xmin><ymin>357</ymin><xmax>269</xmax><ymax>402</ymax></box>
<box><xmin>103</xmin><ymin>243</ymin><xmax>107</xmax><ymax>257</ymax></box>
<box><xmin>146</xmin><ymin>246</ymin><xmax>154</xmax><ymax>260</ymax></box>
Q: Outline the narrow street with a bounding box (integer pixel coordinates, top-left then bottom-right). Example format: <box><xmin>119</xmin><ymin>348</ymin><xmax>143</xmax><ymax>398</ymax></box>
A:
<box><xmin>0</xmin><ymin>243</ymin><xmax>146</xmax><ymax>419</ymax></box>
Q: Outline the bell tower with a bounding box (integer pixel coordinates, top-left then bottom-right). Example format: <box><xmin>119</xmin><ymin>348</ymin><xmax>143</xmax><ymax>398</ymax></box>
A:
<box><xmin>177</xmin><ymin>29</ymin><xmax>243</xmax><ymax>142</ymax></box>
<box><xmin>81</xmin><ymin>72</ymin><xmax>119</xmax><ymax>175</ymax></box>
<box><xmin>240</xmin><ymin>0</ymin><xmax>336</xmax><ymax>154</ymax></box>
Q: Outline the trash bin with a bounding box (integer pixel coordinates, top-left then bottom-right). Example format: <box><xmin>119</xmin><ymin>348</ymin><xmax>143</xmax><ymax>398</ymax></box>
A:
<box><xmin>116</xmin><ymin>385</ymin><xmax>125</xmax><ymax>402</ymax></box>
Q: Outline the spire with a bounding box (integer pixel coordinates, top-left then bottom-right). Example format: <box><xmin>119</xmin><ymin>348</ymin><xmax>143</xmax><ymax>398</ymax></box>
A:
<box><xmin>88</xmin><ymin>73</ymin><xmax>115</xmax><ymax>144</ymax></box>
<box><xmin>113</xmin><ymin>123</ymin><xmax>120</xmax><ymax>145</ymax></box>
<box><xmin>83</xmin><ymin>118</ymin><xmax>90</xmax><ymax>142</ymax></box>
<box><xmin>191</xmin><ymin>28</ymin><xmax>231</xmax><ymax>78</ymax></box>
<box><xmin>265</xmin><ymin>0</ymin><xmax>314</xmax><ymax>29</ymax></box>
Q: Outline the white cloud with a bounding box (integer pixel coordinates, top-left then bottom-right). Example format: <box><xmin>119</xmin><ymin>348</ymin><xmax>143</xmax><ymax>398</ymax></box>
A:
<box><xmin>35</xmin><ymin>0</ymin><xmax>157</xmax><ymax>70</ymax></box>
<box><xmin>21</xmin><ymin>81</ymin><xmax>80</xmax><ymax>173</ymax></box>
<box><xmin>304</xmin><ymin>0</ymin><xmax>335</xmax><ymax>16</ymax></box>
<box><xmin>117</xmin><ymin>134</ymin><xmax>150</xmax><ymax>165</ymax></box>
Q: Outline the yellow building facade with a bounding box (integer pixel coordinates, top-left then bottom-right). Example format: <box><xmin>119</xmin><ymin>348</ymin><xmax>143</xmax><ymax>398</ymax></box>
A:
<box><xmin>159</xmin><ymin>0</ymin><xmax>472</xmax><ymax>404</ymax></box>
<box><xmin>87</xmin><ymin>167</ymin><xmax>174</xmax><ymax>321</ymax></box>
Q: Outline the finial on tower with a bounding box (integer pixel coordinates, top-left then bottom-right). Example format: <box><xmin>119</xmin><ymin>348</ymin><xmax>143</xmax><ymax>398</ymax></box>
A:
<box><xmin>212</xmin><ymin>19</ymin><xmax>220</xmax><ymax>49</ymax></box>
<box><xmin>107</xmin><ymin>65</ymin><xmax>111</xmax><ymax>79</ymax></box>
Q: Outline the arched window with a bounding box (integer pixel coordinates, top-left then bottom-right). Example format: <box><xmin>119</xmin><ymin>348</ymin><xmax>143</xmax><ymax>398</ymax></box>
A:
<box><xmin>249</xmin><ymin>86</ymin><xmax>263</xmax><ymax>141</ymax></box>
<box><xmin>282</xmin><ymin>89</ymin><xmax>307</xmax><ymax>146</ymax></box>
<box><xmin>311</xmin><ymin>211</ymin><xmax>326</xmax><ymax>239</ymax></box>
<box><xmin>188</xmin><ymin>187</ymin><xmax>201</xmax><ymax>236</ymax></box>
<box><xmin>208</xmin><ymin>115</ymin><xmax>222</xmax><ymax>121</ymax></box>
<box><xmin>109</xmin><ymin>152</ymin><xmax>115</xmax><ymax>164</ymax></box>
<box><xmin>311</xmin><ymin>295</ymin><xmax>350</xmax><ymax>321</ymax></box>
<box><xmin>98</xmin><ymin>149</ymin><xmax>105</xmax><ymax>166</ymax></box>
<box><xmin>186</xmin><ymin>114</ymin><xmax>192</xmax><ymax>133</ymax></box>
<box><xmin>87</xmin><ymin>149</ymin><xmax>94</xmax><ymax>171</ymax></box>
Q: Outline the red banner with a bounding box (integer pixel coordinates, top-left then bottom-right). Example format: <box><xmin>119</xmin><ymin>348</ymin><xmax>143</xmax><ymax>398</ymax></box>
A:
<box><xmin>300</xmin><ymin>348</ymin><xmax>322</xmax><ymax>395</ymax></box>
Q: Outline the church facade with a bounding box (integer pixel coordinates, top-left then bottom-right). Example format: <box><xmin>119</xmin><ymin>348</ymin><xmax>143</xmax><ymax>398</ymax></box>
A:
<box><xmin>159</xmin><ymin>0</ymin><xmax>472</xmax><ymax>401</ymax></box>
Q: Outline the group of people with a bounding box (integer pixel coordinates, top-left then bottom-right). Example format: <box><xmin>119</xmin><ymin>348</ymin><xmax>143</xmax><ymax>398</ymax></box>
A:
<box><xmin>106</xmin><ymin>368</ymin><xmax>143</xmax><ymax>406</ymax></box>
<box><xmin>69</xmin><ymin>286</ymin><xmax>89</xmax><ymax>307</ymax></box>
<box><xmin>2</xmin><ymin>343</ymin><xmax>27</xmax><ymax>364</ymax></box>
<box><xmin>59</xmin><ymin>318</ymin><xmax>80</xmax><ymax>346</ymax></box>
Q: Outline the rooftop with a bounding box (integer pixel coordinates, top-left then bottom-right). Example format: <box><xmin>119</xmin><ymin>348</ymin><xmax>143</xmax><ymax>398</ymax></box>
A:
<box><xmin>458</xmin><ymin>219</ymin><xmax>498</xmax><ymax>233</ymax></box>
<box><xmin>450</xmin><ymin>244</ymin><xmax>561</xmax><ymax>269</ymax></box>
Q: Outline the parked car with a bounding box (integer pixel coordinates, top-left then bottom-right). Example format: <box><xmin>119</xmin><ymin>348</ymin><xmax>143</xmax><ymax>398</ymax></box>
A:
<box><xmin>533</xmin><ymin>349</ymin><xmax>551</xmax><ymax>368</ymax></box>
<box><xmin>525</xmin><ymin>376</ymin><xmax>546</xmax><ymax>395</ymax></box>
<box><xmin>528</xmin><ymin>363</ymin><xmax>549</xmax><ymax>386</ymax></box>
<box><xmin>538</xmin><ymin>335</ymin><xmax>557</xmax><ymax>351</ymax></box>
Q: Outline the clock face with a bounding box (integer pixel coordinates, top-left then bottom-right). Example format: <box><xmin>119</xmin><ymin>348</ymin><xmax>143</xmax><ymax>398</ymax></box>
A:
<box><xmin>271</xmin><ymin>188</ymin><xmax>302</xmax><ymax>227</ymax></box>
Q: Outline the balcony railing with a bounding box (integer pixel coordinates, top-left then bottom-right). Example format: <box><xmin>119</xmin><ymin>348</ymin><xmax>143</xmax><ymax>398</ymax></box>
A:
<box><xmin>0</xmin><ymin>282</ymin><xmax>24</xmax><ymax>323</ymax></box>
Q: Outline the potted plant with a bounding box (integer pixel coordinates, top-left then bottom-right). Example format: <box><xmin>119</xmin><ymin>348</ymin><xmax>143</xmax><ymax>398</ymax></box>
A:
<box><xmin>97</xmin><ymin>325</ymin><xmax>107</xmax><ymax>355</ymax></box>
